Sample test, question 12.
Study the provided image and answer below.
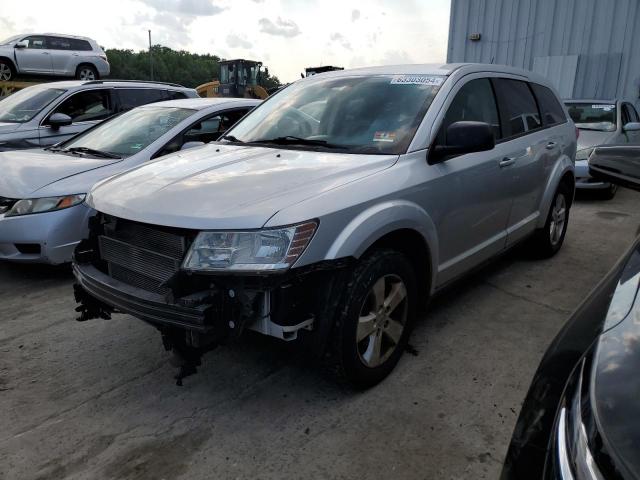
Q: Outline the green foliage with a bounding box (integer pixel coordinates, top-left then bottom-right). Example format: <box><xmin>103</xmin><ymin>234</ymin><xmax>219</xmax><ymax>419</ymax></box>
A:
<box><xmin>105</xmin><ymin>45</ymin><xmax>281</xmax><ymax>90</ymax></box>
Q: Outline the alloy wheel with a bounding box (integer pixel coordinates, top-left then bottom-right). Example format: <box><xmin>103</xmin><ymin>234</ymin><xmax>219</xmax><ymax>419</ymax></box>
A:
<box><xmin>0</xmin><ymin>64</ymin><xmax>12</xmax><ymax>81</ymax></box>
<box><xmin>356</xmin><ymin>274</ymin><xmax>408</xmax><ymax>368</ymax></box>
<box><xmin>79</xmin><ymin>68</ymin><xmax>96</xmax><ymax>80</ymax></box>
<box><xmin>549</xmin><ymin>193</ymin><xmax>566</xmax><ymax>246</ymax></box>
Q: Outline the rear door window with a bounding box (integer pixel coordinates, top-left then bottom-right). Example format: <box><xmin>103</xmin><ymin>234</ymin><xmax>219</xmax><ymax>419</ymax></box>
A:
<box><xmin>437</xmin><ymin>78</ymin><xmax>502</xmax><ymax>144</ymax></box>
<box><xmin>622</xmin><ymin>103</ymin><xmax>639</xmax><ymax>124</ymax></box>
<box><xmin>531</xmin><ymin>84</ymin><xmax>566</xmax><ymax>126</ymax></box>
<box><xmin>116</xmin><ymin>88</ymin><xmax>166</xmax><ymax>111</ymax></box>
<box><xmin>165</xmin><ymin>90</ymin><xmax>188</xmax><ymax>100</ymax></box>
<box><xmin>493</xmin><ymin>79</ymin><xmax>542</xmax><ymax>138</ymax></box>
<box><xmin>50</xmin><ymin>89</ymin><xmax>113</xmax><ymax>123</ymax></box>
<box><xmin>47</xmin><ymin>36</ymin><xmax>72</xmax><ymax>50</ymax></box>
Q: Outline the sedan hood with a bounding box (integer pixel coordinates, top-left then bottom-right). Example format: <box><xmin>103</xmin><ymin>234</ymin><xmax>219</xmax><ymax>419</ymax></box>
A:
<box><xmin>0</xmin><ymin>149</ymin><xmax>121</xmax><ymax>198</ymax></box>
<box><xmin>89</xmin><ymin>144</ymin><xmax>398</xmax><ymax>229</ymax></box>
<box><xmin>0</xmin><ymin>122</ymin><xmax>20</xmax><ymax>133</ymax></box>
<box><xmin>577</xmin><ymin>130</ymin><xmax>615</xmax><ymax>151</ymax></box>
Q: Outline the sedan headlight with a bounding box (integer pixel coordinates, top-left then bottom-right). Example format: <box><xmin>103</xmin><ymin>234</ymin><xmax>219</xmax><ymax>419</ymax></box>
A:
<box><xmin>575</xmin><ymin>147</ymin><xmax>594</xmax><ymax>161</ymax></box>
<box><xmin>4</xmin><ymin>194</ymin><xmax>86</xmax><ymax>217</ymax></box>
<box><xmin>183</xmin><ymin>221</ymin><xmax>317</xmax><ymax>272</ymax></box>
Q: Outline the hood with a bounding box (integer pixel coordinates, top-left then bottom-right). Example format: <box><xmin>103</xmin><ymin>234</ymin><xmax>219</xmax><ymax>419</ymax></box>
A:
<box><xmin>577</xmin><ymin>129</ymin><xmax>616</xmax><ymax>151</ymax></box>
<box><xmin>592</xmin><ymin>240</ymin><xmax>640</xmax><ymax>479</ymax></box>
<box><xmin>0</xmin><ymin>122</ymin><xmax>21</xmax><ymax>135</ymax></box>
<box><xmin>89</xmin><ymin>144</ymin><xmax>398</xmax><ymax>230</ymax></box>
<box><xmin>0</xmin><ymin>149</ymin><xmax>122</xmax><ymax>198</ymax></box>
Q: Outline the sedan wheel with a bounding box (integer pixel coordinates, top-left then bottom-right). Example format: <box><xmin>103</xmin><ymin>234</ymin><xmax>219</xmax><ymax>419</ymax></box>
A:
<box><xmin>357</xmin><ymin>274</ymin><xmax>408</xmax><ymax>368</ymax></box>
<box><xmin>0</xmin><ymin>63</ymin><xmax>13</xmax><ymax>81</ymax></box>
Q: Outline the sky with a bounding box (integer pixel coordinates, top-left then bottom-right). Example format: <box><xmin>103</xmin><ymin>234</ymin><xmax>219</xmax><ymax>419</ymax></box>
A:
<box><xmin>0</xmin><ymin>0</ymin><xmax>452</xmax><ymax>83</ymax></box>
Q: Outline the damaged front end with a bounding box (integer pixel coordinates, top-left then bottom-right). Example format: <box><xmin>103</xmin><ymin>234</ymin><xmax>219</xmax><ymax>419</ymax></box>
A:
<box><xmin>72</xmin><ymin>214</ymin><xmax>351</xmax><ymax>384</ymax></box>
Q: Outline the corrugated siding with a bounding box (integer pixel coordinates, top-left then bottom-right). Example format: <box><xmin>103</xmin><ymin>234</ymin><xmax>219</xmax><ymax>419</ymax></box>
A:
<box><xmin>448</xmin><ymin>0</ymin><xmax>640</xmax><ymax>104</ymax></box>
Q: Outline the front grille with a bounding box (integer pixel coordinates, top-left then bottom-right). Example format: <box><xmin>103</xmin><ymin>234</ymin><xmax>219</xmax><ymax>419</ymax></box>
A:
<box><xmin>98</xmin><ymin>216</ymin><xmax>192</xmax><ymax>293</ymax></box>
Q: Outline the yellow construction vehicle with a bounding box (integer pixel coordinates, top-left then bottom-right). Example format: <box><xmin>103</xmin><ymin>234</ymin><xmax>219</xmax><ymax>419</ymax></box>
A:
<box><xmin>197</xmin><ymin>59</ymin><xmax>269</xmax><ymax>99</ymax></box>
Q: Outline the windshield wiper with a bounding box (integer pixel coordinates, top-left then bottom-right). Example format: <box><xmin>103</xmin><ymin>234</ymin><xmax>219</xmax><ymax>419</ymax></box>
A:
<box><xmin>220</xmin><ymin>134</ymin><xmax>243</xmax><ymax>143</ymax></box>
<box><xmin>66</xmin><ymin>147</ymin><xmax>121</xmax><ymax>159</ymax></box>
<box><xmin>253</xmin><ymin>136</ymin><xmax>347</xmax><ymax>149</ymax></box>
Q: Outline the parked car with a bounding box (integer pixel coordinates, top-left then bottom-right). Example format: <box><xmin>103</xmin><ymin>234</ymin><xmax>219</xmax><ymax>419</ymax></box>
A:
<box><xmin>565</xmin><ymin>99</ymin><xmax>640</xmax><ymax>198</ymax></box>
<box><xmin>0</xmin><ymin>33</ymin><xmax>109</xmax><ymax>81</ymax></box>
<box><xmin>72</xmin><ymin>64</ymin><xmax>577</xmax><ymax>387</ymax></box>
<box><xmin>501</xmin><ymin>145</ymin><xmax>640</xmax><ymax>480</ymax></box>
<box><xmin>0</xmin><ymin>98</ymin><xmax>258</xmax><ymax>264</ymax></box>
<box><xmin>0</xmin><ymin>80</ymin><xmax>198</xmax><ymax>151</ymax></box>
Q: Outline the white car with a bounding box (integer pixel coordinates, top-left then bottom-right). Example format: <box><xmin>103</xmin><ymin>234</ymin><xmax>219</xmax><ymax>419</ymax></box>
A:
<box><xmin>0</xmin><ymin>98</ymin><xmax>259</xmax><ymax>264</ymax></box>
<box><xmin>0</xmin><ymin>33</ymin><xmax>110</xmax><ymax>81</ymax></box>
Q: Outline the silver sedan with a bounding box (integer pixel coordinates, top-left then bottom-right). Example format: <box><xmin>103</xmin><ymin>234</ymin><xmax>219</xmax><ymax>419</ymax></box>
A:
<box><xmin>0</xmin><ymin>97</ymin><xmax>259</xmax><ymax>264</ymax></box>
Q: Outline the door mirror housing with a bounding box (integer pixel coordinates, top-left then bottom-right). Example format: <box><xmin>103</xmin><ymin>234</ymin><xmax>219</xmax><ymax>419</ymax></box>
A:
<box><xmin>47</xmin><ymin>113</ymin><xmax>73</xmax><ymax>129</ymax></box>
<box><xmin>623</xmin><ymin>122</ymin><xmax>640</xmax><ymax>132</ymax></box>
<box><xmin>430</xmin><ymin>121</ymin><xmax>495</xmax><ymax>163</ymax></box>
<box><xmin>589</xmin><ymin>146</ymin><xmax>640</xmax><ymax>192</ymax></box>
<box><xmin>14</xmin><ymin>40</ymin><xmax>27</xmax><ymax>49</ymax></box>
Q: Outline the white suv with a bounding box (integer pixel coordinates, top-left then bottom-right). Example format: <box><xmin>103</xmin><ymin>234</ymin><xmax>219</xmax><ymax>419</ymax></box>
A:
<box><xmin>0</xmin><ymin>33</ymin><xmax>109</xmax><ymax>81</ymax></box>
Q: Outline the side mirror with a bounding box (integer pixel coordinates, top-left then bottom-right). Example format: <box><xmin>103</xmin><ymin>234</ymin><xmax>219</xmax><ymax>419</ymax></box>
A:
<box><xmin>589</xmin><ymin>146</ymin><xmax>640</xmax><ymax>192</ymax></box>
<box><xmin>430</xmin><ymin>121</ymin><xmax>495</xmax><ymax>162</ymax></box>
<box><xmin>14</xmin><ymin>41</ymin><xmax>27</xmax><ymax>49</ymax></box>
<box><xmin>623</xmin><ymin>122</ymin><xmax>640</xmax><ymax>132</ymax></box>
<box><xmin>47</xmin><ymin>113</ymin><xmax>72</xmax><ymax>129</ymax></box>
<box><xmin>181</xmin><ymin>141</ymin><xmax>205</xmax><ymax>151</ymax></box>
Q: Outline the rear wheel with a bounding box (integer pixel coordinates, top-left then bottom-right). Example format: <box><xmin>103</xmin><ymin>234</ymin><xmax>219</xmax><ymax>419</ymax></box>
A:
<box><xmin>76</xmin><ymin>64</ymin><xmax>98</xmax><ymax>80</ymax></box>
<box><xmin>529</xmin><ymin>183</ymin><xmax>570</xmax><ymax>258</ymax></box>
<box><xmin>601</xmin><ymin>183</ymin><xmax>618</xmax><ymax>200</ymax></box>
<box><xmin>0</xmin><ymin>60</ymin><xmax>14</xmax><ymax>81</ymax></box>
<box><xmin>324</xmin><ymin>249</ymin><xmax>417</xmax><ymax>388</ymax></box>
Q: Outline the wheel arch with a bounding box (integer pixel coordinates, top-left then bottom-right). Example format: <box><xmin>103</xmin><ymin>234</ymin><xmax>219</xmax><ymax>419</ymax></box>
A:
<box><xmin>76</xmin><ymin>62</ymin><xmax>99</xmax><ymax>79</ymax></box>
<box><xmin>0</xmin><ymin>56</ymin><xmax>16</xmax><ymax>71</ymax></box>
<box><xmin>325</xmin><ymin>200</ymin><xmax>438</xmax><ymax>295</ymax></box>
<box><xmin>536</xmin><ymin>156</ymin><xmax>575</xmax><ymax>229</ymax></box>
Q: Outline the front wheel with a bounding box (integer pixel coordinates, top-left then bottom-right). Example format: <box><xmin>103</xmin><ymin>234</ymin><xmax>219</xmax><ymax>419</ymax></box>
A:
<box><xmin>529</xmin><ymin>184</ymin><xmax>571</xmax><ymax>258</ymax></box>
<box><xmin>76</xmin><ymin>65</ymin><xmax>98</xmax><ymax>80</ymax></box>
<box><xmin>0</xmin><ymin>60</ymin><xmax>14</xmax><ymax>81</ymax></box>
<box><xmin>601</xmin><ymin>183</ymin><xmax>618</xmax><ymax>200</ymax></box>
<box><xmin>324</xmin><ymin>249</ymin><xmax>418</xmax><ymax>388</ymax></box>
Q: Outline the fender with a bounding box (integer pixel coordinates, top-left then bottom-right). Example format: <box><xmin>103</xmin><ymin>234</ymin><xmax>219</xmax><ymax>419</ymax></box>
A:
<box><xmin>325</xmin><ymin>200</ymin><xmax>439</xmax><ymax>292</ymax></box>
<box><xmin>536</xmin><ymin>154</ymin><xmax>575</xmax><ymax>229</ymax></box>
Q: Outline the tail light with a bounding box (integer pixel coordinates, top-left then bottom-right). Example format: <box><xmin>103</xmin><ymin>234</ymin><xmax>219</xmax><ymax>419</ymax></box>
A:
<box><xmin>99</xmin><ymin>54</ymin><xmax>108</xmax><ymax>61</ymax></box>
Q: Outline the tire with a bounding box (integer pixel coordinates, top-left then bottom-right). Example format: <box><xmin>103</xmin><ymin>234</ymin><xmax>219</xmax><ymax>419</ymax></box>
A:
<box><xmin>601</xmin><ymin>183</ymin><xmax>618</xmax><ymax>200</ymax></box>
<box><xmin>76</xmin><ymin>64</ymin><xmax>98</xmax><ymax>81</ymax></box>
<box><xmin>529</xmin><ymin>183</ymin><xmax>571</xmax><ymax>258</ymax></box>
<box><xmin>324</xmin><ymin>249</ymin><xmax>418</xmax><ymax>388</ymax></box>
<box><xmin>0</xmin><ymin>59</ymin><xmax>15</xmax><ymax>81</ymax></box>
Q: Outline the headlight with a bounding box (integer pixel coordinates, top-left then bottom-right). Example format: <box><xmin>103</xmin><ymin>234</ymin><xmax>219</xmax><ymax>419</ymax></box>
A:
<box><xmin>575</xmin><ymin>147</ymin><xmax>594</xmax><ymax>161</ymax></box>
<box><xmin>4</xmin><ymin>194</ymin><xmax>86</xmax><ymax>217</ymax></box>
<box><xmin>183</xmin><ymin>220</ymin><xmax>317</xmax><ymax>272</ymax></box>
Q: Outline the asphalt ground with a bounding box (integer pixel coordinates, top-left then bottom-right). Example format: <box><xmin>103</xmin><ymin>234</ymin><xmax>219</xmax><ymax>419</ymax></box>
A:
<box><xmin>1</xmin><ymin>188</ymin><xmax>638</xmax><ymax>480</ymax></box>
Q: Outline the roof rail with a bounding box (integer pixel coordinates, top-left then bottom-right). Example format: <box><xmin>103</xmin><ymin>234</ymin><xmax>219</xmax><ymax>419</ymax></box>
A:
<box><xmin>82</xmin><ymin>79</ymin><xmax>187</xmax><ymax>88</ymax></box>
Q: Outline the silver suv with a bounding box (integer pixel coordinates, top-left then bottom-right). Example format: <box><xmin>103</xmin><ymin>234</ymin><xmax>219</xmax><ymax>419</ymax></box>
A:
<box><xmin>0</xmin><ymin>80</ymin><xmax>198</xmax><ymax>150</ymax></box>
<box><xmin>72</xmin><ymin>64</ymin><xmax>577</xmax><ymax>387</ymax></box>
<box><xmin>0</xmin><ymin>33</ymin><xmax>109</xmax><ymax>81</ymax></box>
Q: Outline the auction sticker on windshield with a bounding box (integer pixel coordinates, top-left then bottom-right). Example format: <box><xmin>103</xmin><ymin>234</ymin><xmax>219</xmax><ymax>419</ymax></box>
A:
<box><xmin>373</xmin><ymin>131</ymin><xmax>396</xmax><ymax>143</ymax></box>
<box><xmin>390</xmin><ymin>75</ymin><xmax>444</xmax><ymax>86</ymax></box>
<box><xmin>592</xmin><ymin>104</ymin><xmax>615</xmax><ymax>110</ymax></box>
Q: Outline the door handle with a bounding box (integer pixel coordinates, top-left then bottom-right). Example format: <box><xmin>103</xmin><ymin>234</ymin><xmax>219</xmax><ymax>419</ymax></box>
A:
<box><xmin>546</xmin><ymin>141</ymin><xmax>557</xmax><ymax>150</ymax></box>
<box><xmin>41</xmin><ymin>52</ymin><xmax>50</xmax><ymax>55</ymax></box>
<box><xmin>499</xmin><ymin>157</ymin><xmax>516</xmax><ymax>168</ymax></box>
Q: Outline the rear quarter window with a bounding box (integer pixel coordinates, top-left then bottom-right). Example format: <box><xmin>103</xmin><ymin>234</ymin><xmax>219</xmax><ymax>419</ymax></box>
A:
<box><xmin>531</xmin><ymin>84</ymin><xmax>567</xmax><ymax>126</ymax></box>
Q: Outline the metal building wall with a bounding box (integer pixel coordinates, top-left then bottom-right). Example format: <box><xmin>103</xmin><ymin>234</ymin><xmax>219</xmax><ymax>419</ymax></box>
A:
<box><xmin>447</xmin><ymin>0</ymin><xmax>640</xmax><ymax>103</ymax></box>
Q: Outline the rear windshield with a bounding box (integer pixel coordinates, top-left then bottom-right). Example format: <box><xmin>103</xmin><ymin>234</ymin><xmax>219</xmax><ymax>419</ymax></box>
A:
<box><xmin>225</xmin><ymin>74</ymin><xmax>444</xmax><ymax>154</ymax></box>
<box><xmin>0</xmin><ymin>87</ymin><xmax>66</xmax><ymax>123</ymax></box>
<box><xmin>565</xmin><ymin>103</ymin><xmax>617</xmax><ymax>131</ymax></box>
<box><xmin>62</xmin><ymin>106</ymin><xmax>194</xmax><ymax>157</ymax></box>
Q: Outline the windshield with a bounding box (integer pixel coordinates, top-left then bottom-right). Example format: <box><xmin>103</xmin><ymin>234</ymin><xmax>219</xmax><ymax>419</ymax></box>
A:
<box><xmin>0</xmin><ymin>87</ymin><xmax>66</xmax><ymax>123</ymax></box>
<box><xmin>62</xmin><ymin>106</ymin><xmax>195</xmax><ymax>158</ymax></box>
<box><xmin>566</xmin><ymin>103</ymin><xmax>617</xmax><ymax>131</ymax></box>
<box><xmin>225</xmin><ymin>74</ymin><xmax>443</xmax><ymax>154</ymax></box>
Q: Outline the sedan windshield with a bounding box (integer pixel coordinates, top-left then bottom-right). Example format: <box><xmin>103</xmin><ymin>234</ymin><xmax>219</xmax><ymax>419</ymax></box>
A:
<box><xmin>225</xmin><ymin>74</ymin><xmax>444</xmax><ymax>154</ymax></box>
<box><xmin>566</xmin><ymin>103</ymin><xmax>617</xmax><ymax>131</ymax></box>
<box><xmin>0</xmin><ymin>88</ymin><xmax>66</xmax><ymax>123</ymax></box>
<box><xmin>61</xmin><ymin>106</ymin><xmax>195</xmax><ymax>158</ymax></box>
